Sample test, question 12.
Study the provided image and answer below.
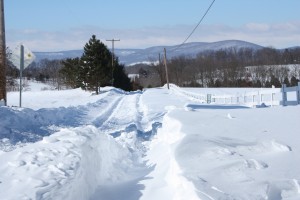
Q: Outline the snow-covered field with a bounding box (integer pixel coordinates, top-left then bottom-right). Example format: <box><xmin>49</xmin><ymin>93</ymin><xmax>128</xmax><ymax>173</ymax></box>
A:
<box><xmin>1</xmin><ymin>81</ymin><xmax>300</xmax><ymax>200</ymax></box>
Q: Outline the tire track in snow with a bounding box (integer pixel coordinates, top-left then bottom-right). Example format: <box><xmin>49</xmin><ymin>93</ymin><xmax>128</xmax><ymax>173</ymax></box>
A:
<box><xmin>98</xmin><ymin>91</ymin><xmax>150</xmax><ymax>134</ymax></box>
<box><xmin>98</xmin><ymin>93</ymin><xmax>132</xmax><ymax>132</ymax></box>
<box><xmin>89</xmin><ymin>94</ymin><xmax>124</xmax><ymax>128</ymax></box>
<box><xmin>89</xmin><ymin>91</ymin><xmax>161</xmax><ymax>200</ymax></box>
<box><xmin>96</xmin><ymin>91</ymin><xmax>162</xmax><ymax>143</ymax></box>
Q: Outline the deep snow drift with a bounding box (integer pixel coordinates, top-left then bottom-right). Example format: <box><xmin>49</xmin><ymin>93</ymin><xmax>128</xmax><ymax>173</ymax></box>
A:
<box><xmin>1</xmin><ymin>81</ymin><xmax>300</xmax><ymax>200</ymax></box>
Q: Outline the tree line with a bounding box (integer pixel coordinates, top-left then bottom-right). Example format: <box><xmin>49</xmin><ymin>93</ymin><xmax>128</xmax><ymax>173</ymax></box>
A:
<box><xmin>7</xmin><ymin>35</ymin><xmax>132</xmax><ymax>93</ymax></box>
<box><xmin>151</xmin><ymin>47</ymin><xmax>300</xmax><ymax>88</ymax></box>
<box><xmin>6</xmin><ymin>41</ymin><xmax>300</xmax><ymax>92</ymax></box>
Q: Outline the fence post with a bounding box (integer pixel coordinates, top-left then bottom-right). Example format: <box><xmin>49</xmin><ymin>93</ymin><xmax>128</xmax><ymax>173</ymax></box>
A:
<box><xmin>297</xmin><ymin>82</ymin><xmax>300</xmax><ymax>105</ymax></box>
<box><xmin>207</xmin><ymin>94</ymin><xmax>211</xmax><ymax>104</ymax></box>
<box><xmin>282</xmin><ymin>84</ymin><xmax>287</xmax><ymax>106</ymax></box>
<box><xmin>260</xmin><ymin>92</ymin><xmax>263</xmax><ymax>105</ymax></box>
<box><xmin>257</xmin><ymin>91</ymin><xmax>261</xmax><ymax>105</ymax></box>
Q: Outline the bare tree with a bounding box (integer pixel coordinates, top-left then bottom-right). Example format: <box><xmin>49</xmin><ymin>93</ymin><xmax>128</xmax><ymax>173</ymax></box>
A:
<box><xmin>150</xmin><ymin>55</ymin><xmax>165</xmax><ymax>86</ymax></box>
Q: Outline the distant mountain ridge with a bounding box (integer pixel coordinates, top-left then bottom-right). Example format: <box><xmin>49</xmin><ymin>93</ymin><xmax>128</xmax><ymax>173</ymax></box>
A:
<box><xmin>34</xmin><ymin>40</ymin><xmax>264</xmax><ymax>66</ymax></box>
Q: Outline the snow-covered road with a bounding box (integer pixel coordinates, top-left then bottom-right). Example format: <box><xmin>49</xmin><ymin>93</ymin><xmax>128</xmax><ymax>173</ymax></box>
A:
<box><xmin>1</xmin><ymin>86</ymin><xmax>173</xmax><ymax>200</ymax></box>
<box><xmin>1</xmin><ymin>83</ymin><xmax>300</xmax><ymax>200</ymax></box>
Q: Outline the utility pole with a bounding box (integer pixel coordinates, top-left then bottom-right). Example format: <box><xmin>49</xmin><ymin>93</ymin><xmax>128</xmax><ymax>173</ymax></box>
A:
<box><xmin>158</xmin><ymin>53</ymin><xmax>165</xmax><ymax>86</ymax></box>
<box><xmin>106</xmin><ymin>39</ymin><xmax>120</xmax><ymax>86</ymax></box>
<box><xmin>163</xmin><ymin>48</ymin><xmax>170</xmax><ymax>89</ymax></box>
<box><xmin>0</xmin><ymin>0</ymin><xmax>6</xmax><ymax>106</ymax></box>
<box><xmin>19</xmin><ymin>45</ymin><xmax>24</xmax><ymax>107</ymax></box>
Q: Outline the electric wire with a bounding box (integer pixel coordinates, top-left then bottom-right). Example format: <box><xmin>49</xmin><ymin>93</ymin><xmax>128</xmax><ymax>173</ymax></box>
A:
<box><xmin>169</xmin><ymin>0</ymin><xmax>216</xmax><ymax>52</ymax></box>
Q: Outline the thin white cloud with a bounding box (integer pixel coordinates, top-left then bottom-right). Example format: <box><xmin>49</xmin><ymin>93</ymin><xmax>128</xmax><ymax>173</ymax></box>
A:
<box><xmin>6</xmin><ymin>21</ymin><xmax>300</xmax><ymax>52</ymax></box>
<box><xmin>245</xmin><ymin>23</ymin><xmax>270</xmax><ymax>32</ymax></box>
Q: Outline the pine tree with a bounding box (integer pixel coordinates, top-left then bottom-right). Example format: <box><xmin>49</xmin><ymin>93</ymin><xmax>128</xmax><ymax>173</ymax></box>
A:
<box><xmin>61</xmin><ymin>35</ymin><xmax>133</xmax><ymax>92</ymax></box>
<box><xmin>60</xmin><ymin>57</ymin><xmax>82</xmax><ymax>88</ymax></box>
<box><xmin>81</xmin><ymin>35</ymin><xmax>112</xmax><ymax>94</ymax></box>
<box><xmin>113</xmin><ymin>61</ymin><xmax>132</xmax><ymax>91</ymax></box>
<box><xmin>270</xmin><ymin>75</ymin><xmax>281</xmax><ymax>88</ymax></box>
<box><xmin>290</xmin><ymin>76</ymin><xmax>299</xmax><ymax>87</ymax></box>
<box><xmin>283</xmin><ymin>77</ymin><xmax>290</xmax><ymax>87</ymax></box>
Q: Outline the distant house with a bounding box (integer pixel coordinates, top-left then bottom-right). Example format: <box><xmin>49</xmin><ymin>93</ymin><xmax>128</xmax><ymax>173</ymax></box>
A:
<box><xmin>128</xmin><ymin>74</ymin><xmax>140</xmax><ymax>82</ymax></box>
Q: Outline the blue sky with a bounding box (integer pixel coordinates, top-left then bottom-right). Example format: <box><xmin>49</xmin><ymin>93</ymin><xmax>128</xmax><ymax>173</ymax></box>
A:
<box><xmin>5</xmin><ymin>0</ymin><xmax>300</xmax><ymax>51</ymax></box>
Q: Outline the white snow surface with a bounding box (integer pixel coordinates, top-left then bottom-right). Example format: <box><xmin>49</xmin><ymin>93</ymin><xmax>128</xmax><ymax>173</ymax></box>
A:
<box><xmin>1</xmin><ymin>81</ymin><xmax>300</xmax><ymax>200</ymax></box>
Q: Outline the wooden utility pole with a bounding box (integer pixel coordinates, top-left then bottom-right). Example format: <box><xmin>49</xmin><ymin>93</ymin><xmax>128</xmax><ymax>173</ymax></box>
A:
<box><xmin>0</xmin><ymin>0</ymin><xmax>6</xmax><ymax>105</ymax></box>
<box><xmin>163</xmin><ymin>48</ymin><xmax>170</xmax><ymax>89</ymax></box>
<box><xmin>106</xmin><ymin>39</ymin><xmax>120</xmax><ymax>85</ymax></box>
<box><xmin>19</xmin><ymin>45</ymin><xmax>24</xmax><ymax>107</ymax></box>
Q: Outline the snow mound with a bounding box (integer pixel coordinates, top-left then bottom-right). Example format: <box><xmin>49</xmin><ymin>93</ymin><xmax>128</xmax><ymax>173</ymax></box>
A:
<box><xmin>0</xmin><ymin>125</ymin><xmax>134</xmax><ymax>200</ymax></box>
<box><xmin>141</xmin><ymin>114</ymin><xmax>199</xmax><ymax>200</ymax></box>
<box><xmin>0</xmin><ymin>106</ymin><xmax>85</xmax><ymax>151</ymax></box>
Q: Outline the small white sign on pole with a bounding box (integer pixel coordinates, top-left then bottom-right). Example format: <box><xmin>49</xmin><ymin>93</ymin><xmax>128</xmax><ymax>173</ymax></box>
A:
<box><xmin>10</xmin><ymin>44</ymin><xmax>35</xmax><ymax>70</ymax></box>
<box><xmin>9</xmin><ymin>44</ymin><xmax>35</xmax><ymax>107</ymax></box>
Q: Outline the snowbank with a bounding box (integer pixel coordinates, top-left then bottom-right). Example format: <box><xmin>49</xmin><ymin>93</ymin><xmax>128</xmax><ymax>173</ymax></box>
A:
<box><xmin>0</xmin><ymin>125</ymin><xmax>134</xmax><ymax>200</ymax></box>
<box><xmin>1</xmin><ymin>83</ymin><xmax>300</xmax><ymax>200</ymax></box>
<box><xmin>141</xmin><ymin>113</ymin><xmax>199</xmax><ymax>200</ymax></box>
<box><xmin>171</xmin><ymin>104</ymin><xmax>300</xmax><ymax>199</ymax></box>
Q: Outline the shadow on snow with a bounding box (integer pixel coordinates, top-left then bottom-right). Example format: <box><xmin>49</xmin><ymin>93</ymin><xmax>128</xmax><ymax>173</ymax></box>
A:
<box><xmin>186</xmin><ymin>104</ymin><xmax>250</xmax><ymax>110</ymax></box>
<box><xmin>110</xmin><ymin>122</ymin><xmax>162</xmax><ymax>141</ymax></box>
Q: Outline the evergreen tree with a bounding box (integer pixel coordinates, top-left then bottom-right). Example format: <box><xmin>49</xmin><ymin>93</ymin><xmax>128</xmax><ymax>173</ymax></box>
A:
<box><xmin>253</xmin><ymin>80</ymin><xmax>262</xmax><ymax>88</ymax></box>
<box><xmin>265</xmin><ymin>80</ymin><xmax>272</xmax><ymax>88</ymax></box>
<box><xmin>270</xmin><ymin>75</ymin><xmax>281</xmax><ymax>87</ymax></box>
<box><xmin>290</xmin><ymin>76</ymin><xmax>299</xmax><ymax>86</ymax></box>
<box><xmin>283</xmin><ymin>77</ymin><xmax>290</xmax><ymax>87</ymax></box>
<box><xmin>214</xmin><ymin>79</ymin><xmax>222</xmax><ymax>87</ymax></box>
<box><xmin>81</xmin><ymin>35</ymin><xmax>112</xmax><ymax>94</ymax></box>
<box><xmin>113</xmin><ymin>62</ymin><xmax>132</xmax><ymax>91</ymax></box>
<box><xmin>60</xmin><ymin>57</ymin><xmax>82</xmax><ymax>88</ymax></box>
<box><xmin>61</xmin><ymin>35</ymin><xmax>133</xmax><ymax>92</ymax></box>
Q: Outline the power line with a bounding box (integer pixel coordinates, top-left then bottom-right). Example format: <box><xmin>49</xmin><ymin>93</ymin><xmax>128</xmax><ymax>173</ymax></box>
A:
<box><xmin>170</xmin><ymin>0</ymin><xmax>216</xmax><ymax>52</ymax></box>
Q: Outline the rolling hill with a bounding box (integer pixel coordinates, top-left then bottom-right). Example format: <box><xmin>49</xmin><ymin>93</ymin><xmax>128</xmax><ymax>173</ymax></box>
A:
<box><xmin>34</xmin><ymin>40</ymin><xmax>263</xmax><ymax>66</ymax></box>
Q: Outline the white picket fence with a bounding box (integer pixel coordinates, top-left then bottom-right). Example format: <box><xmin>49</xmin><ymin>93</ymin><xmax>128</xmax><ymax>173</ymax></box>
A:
<box><xmin>169</xmin><ymin>82</ymin><xmax>300</xmax><ymax>107</ymax></box>
<box><xmin>210</xmin><ymin>89</ymin><xmax>281</xmax><ymax>107</ymax></box>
